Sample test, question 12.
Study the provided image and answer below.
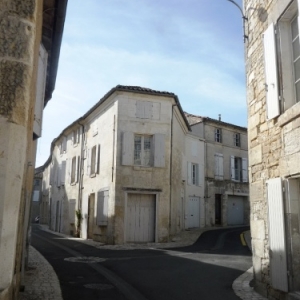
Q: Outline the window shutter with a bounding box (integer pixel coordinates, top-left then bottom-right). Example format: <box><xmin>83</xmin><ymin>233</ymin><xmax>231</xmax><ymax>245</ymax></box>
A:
<box><xmin>144</xmin><ymin>101</ymin><xmax>152</xmax><ymax>119</ymax></box>
<box><xmin>33</xmin><ymin>44</ymin><xmax>48</xmax><ymax>138</ymax></box>
<box><xmin>50</xmin><ymin>166</ymin><xmax>54</xmax><ymax>185</ymax></box>
<box><xmin>61</xmin><ymin>161</ymin><xmax>66</xmax><ymax>185</ymax></box>
<box><xmin>95</xmin><ymin>145</ymin><xmax>100</xmax><ymax>174</ymax></box>
<box><xmin>242</xmin><ymin>158</ymin><xmax>248</xmax><ymax>182</ymax></box>
<box><xmin>187</xmin><ymin>162</ymin><xmax>192</xmax><ymax>185</ymax></box>
<box><xmin>87</xmin><ymin>148</ymin><xmax>91</xmax><ymax>176</ymax></box>
<box><xmin>214</xmin><ymin>153</ymin><xmax>223</xmax><ymax>180</ymax></box>
<box><xmin>68</xmin><ymin>158</ymin><xmax>72</xmax><ymax>184</ymax></box>
<box><xmin>154</xmin><ymin>133</ymin><xmax>165</xmax><ymax>167</ymax></box>
<box><xmin>57</xmin><ymin>164</ymin><xmax>61</xmax><ymax>187</ymax></box>
<box><xmin>122</xmin><ymin>132</ymin><xmax>134</xmax><ymax>165</ymax></box>
<box><xmin>196</xmin><ymin>164</ymin><xmax>200</xmax><ymax>186</ymax></box>
<box><xmin>69</xmin><ymin>200</ymin><xmax>76</xmax><ymax>224</ymax></box>
<box><xmin>75</xmin><ymin>156</ymin><xmax>79</xmax><ymax>182</ymax></box>
<box><xmin>63</xmin><ymin>137</ymin><xmax>67</xmax><ymax>153</ymax></box>
<box><xmin>267</xmin><ymin>178</ymin><xmax>288</xmax><ymax>292</ymax></box>
<box><xmin>136</xmin><ymin>101</ymin><xmax>144</xmax><ymax>118</ymax></box>
<box><xmin>97</xmin><ymin>190</ymin><xmax>109</xmax><ymax>226</ymax></box>
<box><xmin>263</xmin><ymin>23</ymin><xmax>280</xmax><ymax>120</ymax></box>
<box><xmin>230</xmin><ymin>155</ymin><xmax>235</xmax><ymax>181</ymax></box>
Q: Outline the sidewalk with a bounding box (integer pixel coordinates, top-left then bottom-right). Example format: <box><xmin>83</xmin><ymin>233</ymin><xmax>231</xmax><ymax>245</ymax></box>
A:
<box><xmin>20</xmin><ymin>226</ymin><xmax>266</xmax><ymax>300</ymax></box>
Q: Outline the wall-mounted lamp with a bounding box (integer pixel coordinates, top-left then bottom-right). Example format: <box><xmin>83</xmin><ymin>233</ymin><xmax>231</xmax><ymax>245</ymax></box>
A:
<box><xmin>227</xmin><ymin>0</ymin><xmax>248</xmax><ymax>43</ymax></box>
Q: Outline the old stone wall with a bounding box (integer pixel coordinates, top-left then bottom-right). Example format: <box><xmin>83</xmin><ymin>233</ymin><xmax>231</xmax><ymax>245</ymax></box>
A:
<box><xmin>245</xmin><ymin>0</ymin><xmax>300</xmax><ymax>298</ymax></box>
<box><xmin>0</xmin><ymin>0</ymin><xmax>42</xmax><ymax>299</ymax></box>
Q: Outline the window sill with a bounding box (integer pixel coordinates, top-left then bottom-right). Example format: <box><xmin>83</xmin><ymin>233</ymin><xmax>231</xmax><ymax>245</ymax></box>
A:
<box><xmin>133</xmin><ymin>166</ymin><xmax>153</xmax><ymax>171</ymax></box>
<box><xmin>278</xmin><ymin>101</ymin><xmax>300</xmax><ymax>127</ymax></box>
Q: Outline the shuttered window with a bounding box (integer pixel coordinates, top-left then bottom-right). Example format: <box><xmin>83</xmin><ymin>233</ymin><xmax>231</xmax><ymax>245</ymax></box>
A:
<box><xmin>187</xmin><ymin>162</ymin><xmax>199</xmax><ymax>186</ymax></box>
<box><xmin>90</xmin><ymin>145</ymin><xmax>100</xmax><ymax>176</ymax></box>
<box><xmin>263</xmin><ymin>23</ymin><xmax>280</xmax><ymax>120</ymax></box>
<box><xmin>136</xmin><ymin>101</ymin><xmax>152</xmax><ymax>119</ymax></box>
<box><xmin>153</xmin><ymin>133</ymin><xmax>165</xmax><ymax>167</ymax></box>
<box><xmin>97</xmin><ymin>190</ymin><xmax>109</xmax><ymax>226</ymax></box>
<box><xmin>61</xmin><ymin>161</ymin><xmax>66</xmax><ymax>185</ymax></box>
<box><xmin>266</xmin><ymin>178</ymin><xmax>288</xmax><ymax>292</ymax></box>
<box><xmin>214</xmin><ymin>153</ymin><xmax>224</xmax><ymax>180</ymax></box>
<box><xmin>33</xmin><ymin>44</ymin><xmax>48</xmax><ymax>138</ymax></box>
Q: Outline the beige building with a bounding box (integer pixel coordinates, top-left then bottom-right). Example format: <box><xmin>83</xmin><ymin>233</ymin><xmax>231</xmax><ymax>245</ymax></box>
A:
<box><xmin>38</xmin><ymin>85</ymin><xmax>206</xmax><ymax>244</ymax></box>
<box><xmin>0</xmin><ymin>1</ymin><xmax>67</xmax><ymax>299</ymax></box>
<box><xmin>185</xmin><ymin>114</ymin><xmax>249</xmax><ymax>227</ymax></box>
<box><xmin>245</xmin><ymin>0</ymin><xmax>300</xmax><ymax>298</ymax></box>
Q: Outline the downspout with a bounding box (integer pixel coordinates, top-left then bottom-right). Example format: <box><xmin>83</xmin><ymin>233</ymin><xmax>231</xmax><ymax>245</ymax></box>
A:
<box><xmin>78</xmin><ymin>122</ymin><xmax>85</xmax><ymax>211</ymax></box>
<box><xmin>203</xmin><ymin>122</ymin><xmax>208</xmax><ymax>226</ymax></box>
<box><xmin>169</xmin><ymin>104</ymin><xmax>177</xmax><ymax>237</ymax></box>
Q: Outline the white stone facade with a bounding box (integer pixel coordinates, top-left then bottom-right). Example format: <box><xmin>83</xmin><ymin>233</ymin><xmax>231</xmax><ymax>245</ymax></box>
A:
<box><xmin>185</xmin><ymin>114</ymin><xmax>249</xmax><ymax>228</ymax></box>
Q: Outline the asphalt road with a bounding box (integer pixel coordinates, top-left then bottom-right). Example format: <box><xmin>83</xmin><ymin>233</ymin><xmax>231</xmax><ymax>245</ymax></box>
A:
<box><xmin>32</xmin><ymin>225</ymin><xmax>251</xmax><ymax>300</ymax></box>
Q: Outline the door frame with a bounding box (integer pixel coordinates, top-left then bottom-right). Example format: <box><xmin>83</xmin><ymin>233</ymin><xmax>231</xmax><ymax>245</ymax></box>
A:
<box><xmin>124</xmin><ymin>190</ymin><xmax>159</xmax><ymax>243</ymax></box>
<box><xmin>87</xmin><ymin>193</ymin><xmax>95</xmax><ymax>239</ymax></box>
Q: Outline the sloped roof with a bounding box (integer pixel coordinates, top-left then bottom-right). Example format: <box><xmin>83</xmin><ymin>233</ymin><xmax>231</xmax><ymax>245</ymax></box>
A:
<box><xmin>184</xmin><ymin>112</ymin><xmax>247</xmax><ymax>131</ymax></box>
<box><xmin>38</xmin><ymin>85</ymin><xmax>191</xmax><ymax>170</ymax></box>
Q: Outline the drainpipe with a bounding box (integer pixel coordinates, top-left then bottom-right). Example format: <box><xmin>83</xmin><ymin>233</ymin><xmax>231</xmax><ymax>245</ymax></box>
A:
<box><xmin>169</xmin><ymin>104</ymin><xmax>177</xmax><ymax>237</ymax></box>
<box><xmin>78</xmin><ymin>122</ymin><xmax>85</xmax><ymax>211</ymax></box>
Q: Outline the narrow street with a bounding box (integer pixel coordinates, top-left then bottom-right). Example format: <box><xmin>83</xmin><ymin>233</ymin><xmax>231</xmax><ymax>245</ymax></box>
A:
<box><xmin>32</xmin><ymin>226</ymin><xmax>251</xmax><ymax>300</ymax></box>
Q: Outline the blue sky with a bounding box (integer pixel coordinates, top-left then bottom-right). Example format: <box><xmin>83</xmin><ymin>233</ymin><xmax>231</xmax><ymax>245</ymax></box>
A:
<box><xmin>36</xmin><ymin>0</ymin><xmax>246</xmax><ymax>167</ymax></box>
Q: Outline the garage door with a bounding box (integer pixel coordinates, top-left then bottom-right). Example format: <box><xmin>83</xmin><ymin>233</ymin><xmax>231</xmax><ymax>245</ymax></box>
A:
<box><xmin>227</xmin><ymin>196</ymin><xmax>244</xmax><ymax>225</ymax></box>
<box><xmin>126</xmin><ymin>194</ymin><xmax>155</xmax><ymax>242</ymax></box>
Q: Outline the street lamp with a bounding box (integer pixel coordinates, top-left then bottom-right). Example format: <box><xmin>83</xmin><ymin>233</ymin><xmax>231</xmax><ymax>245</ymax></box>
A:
<box><xmin>227</xmin><ymin>0</ymin><xmax>248</xmax><ymax>43</ymax></box>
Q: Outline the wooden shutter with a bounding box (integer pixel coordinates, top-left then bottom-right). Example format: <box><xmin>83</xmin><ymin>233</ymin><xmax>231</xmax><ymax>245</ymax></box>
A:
<box><xmin>33</xmin><ymin>44</ymin><xmax>48</xmax><ymax>137</ymax></box>
<box><xmin>136</xmin><ymin>101</ymin><xmax>144</xmax><ymax>118</ymax></box>
<box><xmin>68</xmin><ymin>158</ymin><xmax>72</xmax><ymax>184</ymax></box>
<box><xmin>214</xmin><ymin>153</ymin><xmax>224</xmax><ymax>180</ymax></box>
<box><xmin>50</xmin><ymin>166</ymin><xmax>54</xmax><ymax>185</ymax></box>
<box><xmin>187</xmin><ymin>162</ymin><xmax>192</xmax><ymax>185</ymax></box>
<box><xmin>263</xmin><ymin>23</ymin><xmax>280</xmax><ymax>120</ymax></box>
<box><xmin>97</xmin><ymin>190</ymin><xmax>109</xmax><ymax>226</ymax></box>
<box><xmin>230</xmin><ymin>155</ymin><xmax>235</xmax><ymax>181</ymax></box>
<box><xmin>144</xmin><ymin>101</ymin><xmax>152</xmax><ymax>119</ymax></box>
<box><xmin>61</xmin><ymin>161</ymin><xmax>66</xmax><ymax>185</ymax></box>
<box><xmin>214</xmin><ymin>154</ymin><xmax>220</xmax><ymax>179</ymax></box>
<box><xmin>154</xmin><ymin>133</ymin><xmax>165</xmax><ymax>167</ymax></box>
<box><xmin>242</xmin><ymin>158</ymin><xmax>248</xmax><ymax>182</ymax></box>
<box><xmin>57</xmin><ymin>164</ymin><xmax>61</xmax><ymax>187</ymax></box>
<box><xmin>266</xmin><ymin>178</ymin><xmax>288</xmax><ymax>292</ymax></box>
<box><xmin>86</xmin><ymin>148</ymin><xmax>91</xmax><ymax>176</ymax></box>
<box><xmin>196</xmin><ymin>164</ymin><xmax>200</xmax><ymax>186</ymax></box>
<box><xmin>122</xmin><ymin>132</ymin><xmax>134</xmax><ymax>165</ymax></box>
<box><xmin>62</xmin><ymin>137</ymin><xmax>67</xmax><ymax>153</ymax></box>
<box><xmin>75</xmin><ymin>156</ymin><xmax>80</xmax><ymax>182</ymax></box>
<box><xmin>95</xmin><ymin>145</ymin><xmax>100</xmax><ymax>174</ymax></box>
<box><xmin>69</xmin><ymin>200</ymin><xmax>76</xmax><ymax>224</ymax></box>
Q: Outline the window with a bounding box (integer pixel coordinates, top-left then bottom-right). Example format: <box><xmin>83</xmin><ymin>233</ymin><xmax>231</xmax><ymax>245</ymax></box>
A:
<box><xmin>87</xmin><ymin>145</ymin><xmax>100</xmax><ymax>176</ymax></box>
<box><xmin>134</xmin><ymin>135</ymin><xmax>152</xmax><ymax>166</ymax></box>
<box><xmin>215</xmin><ymin>128</ymin><xmax>222</xmax><ymax>143</ymax></box>
<box><xmin>234</xmin><ymin>133</ymin><xmax>240</xmax><ymax>147</ymax></box>
<box><xmin>60</xmin><ymin>137</ymin><xmax>67</xmax><ymax>154</ymax></box>
<box><xmin>122</xmin><ymin>132</ymin><xmax>165</xmax><ymax>167</ymax></box>
<box><xmin>97</xmin><ymin>190</ymin><xmax>109</xmax><ymax>226</ymax></box>
<box><xmin>187</xmin><ymin>162</ymin><xmax>200</xmax><ymax>186</ymax></box>
<box><xmin>192</xmin><ymin>163</ymin><xmax>198</xmax><ymax>185</ymax></box>
<box><xmin>214</xmin><ymin>153</ymin><xmax>224</xmax><ymax>180</ymax></box>
<box><xmin>70</xmin><ymin>156</ymin><xmax>79</xmax><ymax>184</ymax></box>
<box><xmin>263</xmin><ymin>1</ymin><xmax>299</xmax><ymax>119</ymax></box>
<box><xmin>230</xmin><ymin>156</ymin><xmax>248</xmax><ymax>182</ymax></box>
<box><xmin>72</xmin><ymin>128</ymin><xmax>80</xmax><ymax>146</ymax></box>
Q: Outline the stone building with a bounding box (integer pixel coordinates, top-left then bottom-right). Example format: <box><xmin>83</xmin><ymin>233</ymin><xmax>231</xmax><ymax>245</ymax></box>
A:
<box><xmin>38</xmin><ymin>85</ymin><xmax>205</xmax><ymax>244</ymax></box>
<box><xmin>244</xmin><ymin>0</ymin><xmax>300</xmax><ymax>298</ymax></box>
<box><xmin>185</xmin><ymin>113</ymin><xmax>249</xmax><ymax>227</ymax></box>
<box><xmin>0</xmin><ymin>1</ymin><xmax>67</xmax><ymax>299</ymax></box>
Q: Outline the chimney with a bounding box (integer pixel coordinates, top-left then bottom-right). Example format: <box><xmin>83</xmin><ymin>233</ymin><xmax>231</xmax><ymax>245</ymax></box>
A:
<box><xmin>218</xmin><ymin>114</ymin><xmax>221</xmax><ymax>121</ymax></box>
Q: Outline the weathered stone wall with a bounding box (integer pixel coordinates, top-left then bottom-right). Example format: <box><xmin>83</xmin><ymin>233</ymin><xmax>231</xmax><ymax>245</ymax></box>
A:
<box><xmin>0</xmin><ymin>1</ymin><xmax>42</xmax><ymax>299</ymax></box>
<box><xmin>244</xmin><ymin>0</ymin><xmax>300</xmax><ymax>298</ymax></box>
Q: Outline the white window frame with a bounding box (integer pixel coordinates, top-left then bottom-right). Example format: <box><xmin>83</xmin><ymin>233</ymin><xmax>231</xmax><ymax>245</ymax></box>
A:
<box><xmin>263</xmin><ymin>1</ymin><xmax>300</xmax><ymax>118</ymax></box>
<box><xmin>134</xmin><ymin>135</ymin><xmax>153</xmax><ymax>167</ymax></box>
<box><xmin>215</xmin><ymin>128</ymin><xmax>222</xmax><ymax>143</ymax></box>
<box><xmin>89</xmin><ymin>145</ymin><xmax>100</xmax><ymax>177</ymax></box>
<box><xmin>187</xmin><ymin>162</ymin><xmax>199</xmax><ymax>186</ymax></box>
<box><xmin>234</xmin><ymin>133</ymin><xmax>241</xmax><ymax>147</ymax></box>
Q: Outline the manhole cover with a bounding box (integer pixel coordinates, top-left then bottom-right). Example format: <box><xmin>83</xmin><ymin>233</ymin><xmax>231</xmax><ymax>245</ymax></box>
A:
<box><xmin>64</xmin><ymin>257</ymin><xmax>106</xmax><ymax>263</ymax></box>
<box><xmin>84</xmin><ymin>283</ymin><xmax>114</xmax><ymax>290</ymax></box>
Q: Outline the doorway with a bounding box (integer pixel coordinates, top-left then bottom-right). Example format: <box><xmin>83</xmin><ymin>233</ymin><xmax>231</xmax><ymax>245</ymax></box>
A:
<box><xmin>215</xmin><ymin>194</ymin><xmax>222</xmax><ymax>225</ymax></box>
